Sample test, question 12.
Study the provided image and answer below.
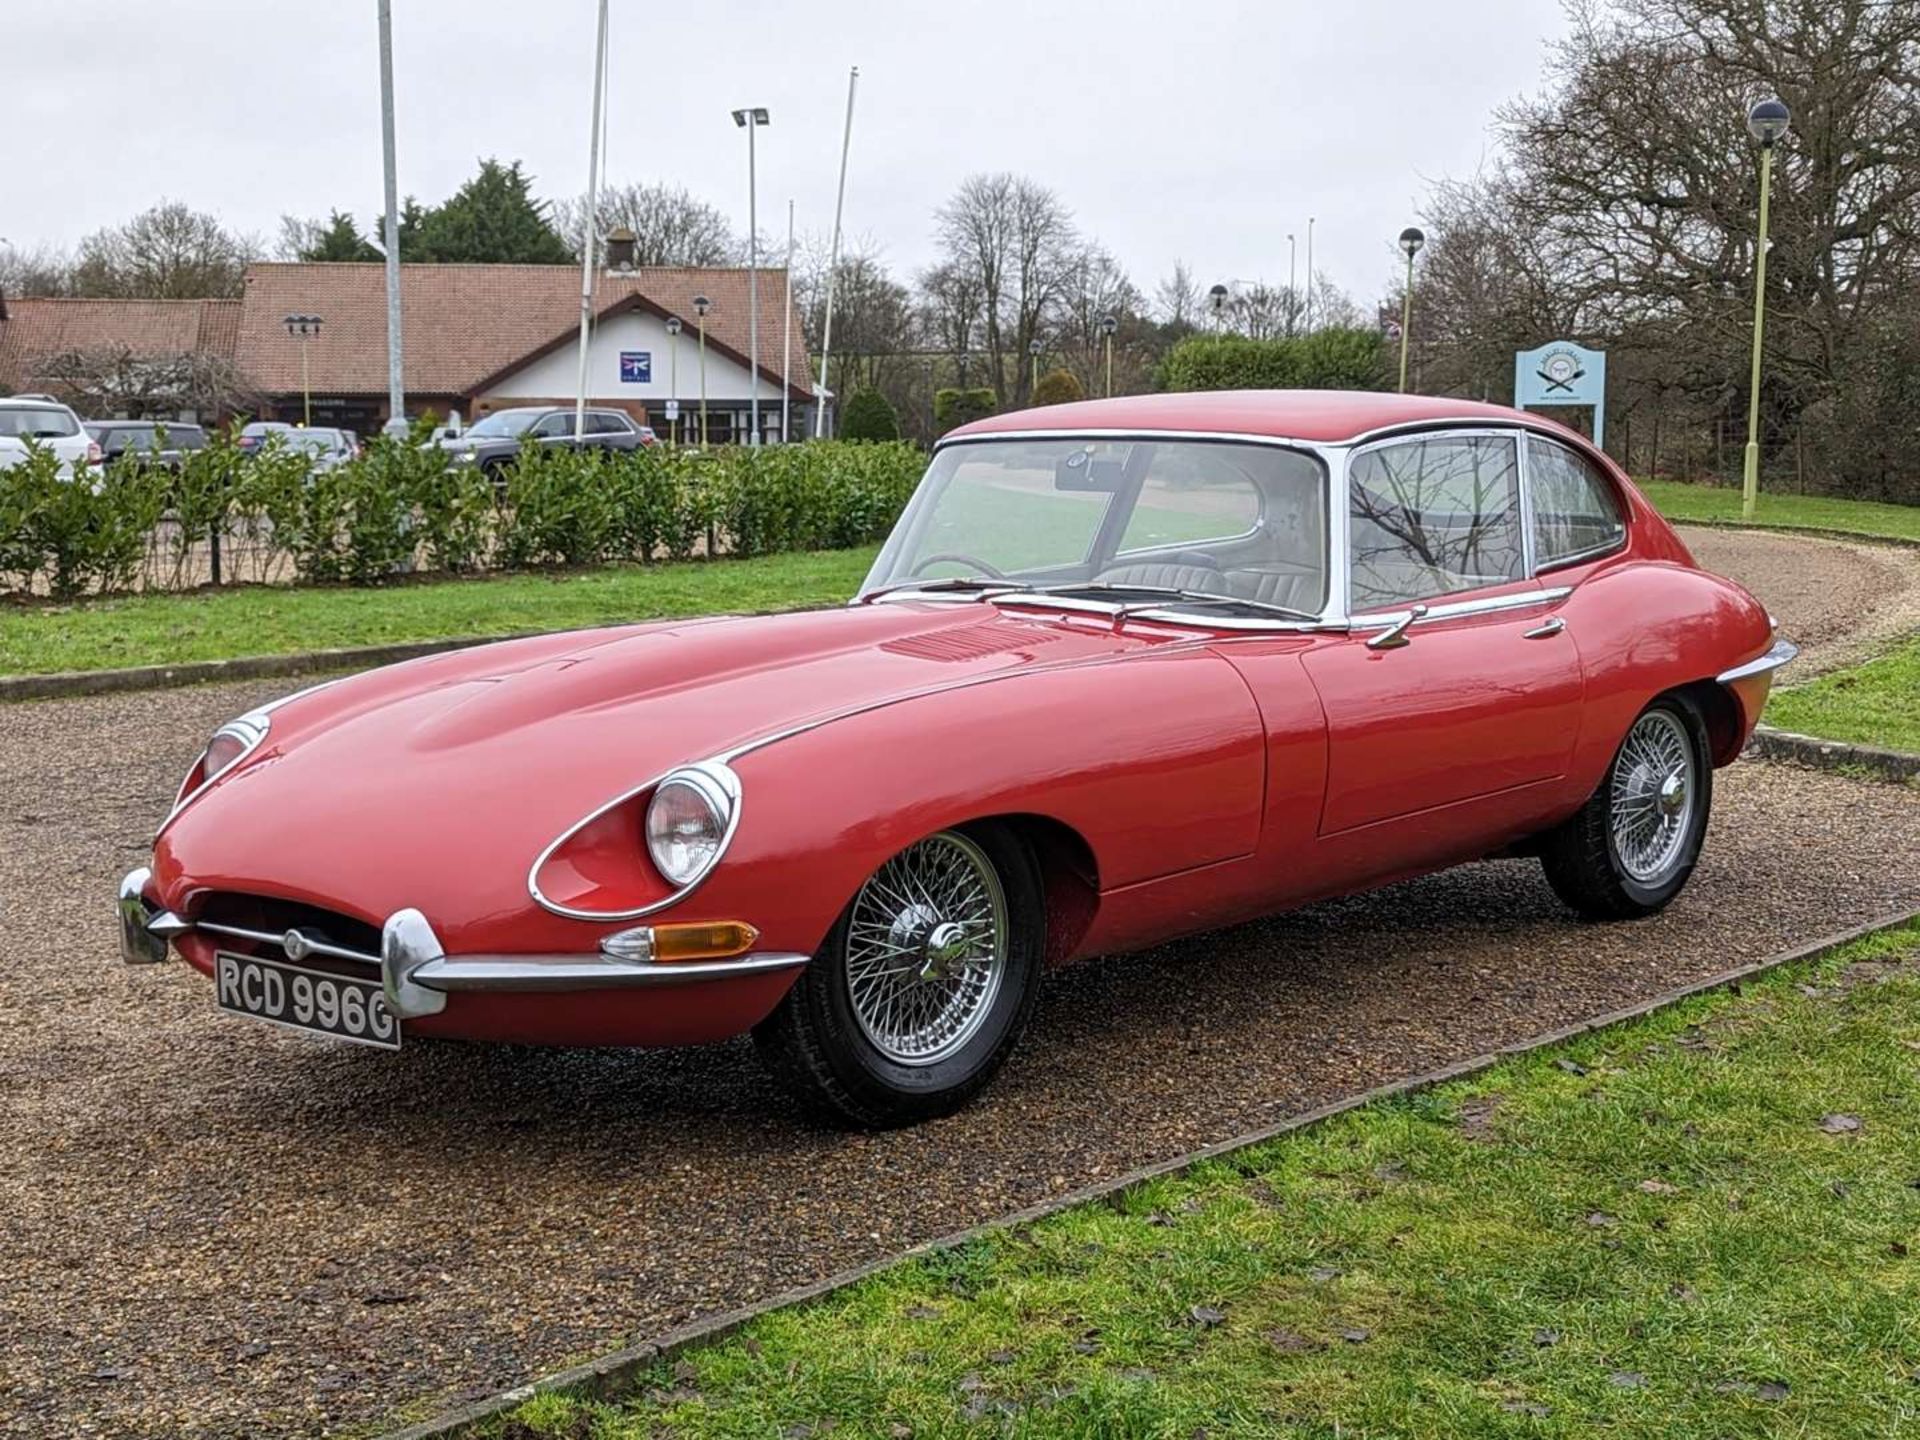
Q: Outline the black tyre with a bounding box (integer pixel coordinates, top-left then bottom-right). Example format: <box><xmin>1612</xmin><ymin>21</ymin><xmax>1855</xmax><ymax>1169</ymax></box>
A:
<box><xmin>1540</xmin><ymin>693</ymin><xmax>1713</xmax><ymax>919</ymax></box>
<box><xmin>753</xmin><ymin>822</ymin><xmax>1044</xmax><ymax>1128</ymax></box>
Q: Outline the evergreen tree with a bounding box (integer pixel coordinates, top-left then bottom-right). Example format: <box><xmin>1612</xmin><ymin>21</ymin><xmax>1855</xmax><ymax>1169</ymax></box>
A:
<box><xmin>405</xmin><ymin>159</ymin><xmax>572</xmax><ymax>264</ymax></box>
<box><xmin>299</xmin><ymin>210</ymin><xmax>382</xmax><ymax>262</ymax></box>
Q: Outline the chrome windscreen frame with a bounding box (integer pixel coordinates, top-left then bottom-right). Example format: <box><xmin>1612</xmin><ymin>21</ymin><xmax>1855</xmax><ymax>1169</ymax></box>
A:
<box><xmin>869</xmin><ymin>428</ymin><xmax>1352</xmax><ymax>629</ymax></box>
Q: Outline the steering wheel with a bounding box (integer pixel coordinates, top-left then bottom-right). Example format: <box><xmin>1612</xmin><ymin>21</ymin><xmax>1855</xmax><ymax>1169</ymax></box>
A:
<box><xmin>910</xmin><ymin>552</ymin><xmax>1009</xmax><ymax>580</ymax></box>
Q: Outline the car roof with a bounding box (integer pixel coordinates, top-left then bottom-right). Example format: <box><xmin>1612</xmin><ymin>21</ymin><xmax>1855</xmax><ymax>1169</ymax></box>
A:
<box><xmin>944</xmin><ymin>389</ymin><xmax>1584</xmax><ymax>447</ymax></box>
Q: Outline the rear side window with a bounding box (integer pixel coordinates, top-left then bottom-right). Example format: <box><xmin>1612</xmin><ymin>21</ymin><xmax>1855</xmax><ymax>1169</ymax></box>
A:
<box><xmin>590</xmin><ymin>411</ymin><xmax>633</xmax><ymax>435</ymax></box>
<box><xmin>1348</xmin><ymin>435</ymin><xmax>1524</xmax><ymax>608</ymax></box>
<box><xmin>1527</xmin><ymin>437</ymin><xmax>1624</xmax><ymax>566</ymax></box>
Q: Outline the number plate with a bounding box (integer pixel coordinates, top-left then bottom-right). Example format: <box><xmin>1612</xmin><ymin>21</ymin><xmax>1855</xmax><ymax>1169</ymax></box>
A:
<box><xmin>214</xmin><ymin>951</ymin><xmax>401</xmax><ymax>1050</ymax></box>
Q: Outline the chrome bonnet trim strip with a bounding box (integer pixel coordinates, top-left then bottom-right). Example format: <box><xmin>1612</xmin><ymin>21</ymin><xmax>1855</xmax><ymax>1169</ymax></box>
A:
<box><xmin>1716</xmin><ymin>637</ymin><xmax>1799</xmax><ymax>684</ymax></box>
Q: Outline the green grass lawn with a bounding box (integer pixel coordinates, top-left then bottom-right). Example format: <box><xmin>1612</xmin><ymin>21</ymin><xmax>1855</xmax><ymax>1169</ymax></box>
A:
<box><xmin>488</xmin><ymin>922</ymin><xmax>1920</xmax><ymax>1440</ymax></box>
<box><xmin>1768</xmin><ymin>634</ymin><xmax>1920</xmax><ymax>754</ymax></box>
<box><xmin>0</xmin><ymin>548</ymin><xmax>878</xmax><ymax>676</ymax></box>
<box><xmin>1639</xmin><ymin>480</ymin><xmax>1920</xmax><ymax>543</ymax></box>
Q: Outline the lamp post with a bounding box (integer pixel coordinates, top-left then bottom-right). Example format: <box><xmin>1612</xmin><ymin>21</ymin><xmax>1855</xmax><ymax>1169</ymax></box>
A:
<box><xmin>731</xmin><ymin>106</ymin><xmax>770</xmax><ymax>446</ymax></box>
<box><xmin>1396</xmin><ymin>227</ymin><xmax>1425</xmax><ymax>394</ymax></box>
<box><xmin>283</xmin><ymin>314</ymin><xmax>322</xmax><ymax>425</ymax></box>
<box><xmin>1286</xmin><ymin>234</ymin><xmax>1297</xmax><ymax>336</ymax></box>
<box><xmin>1741</xmin><ymin>97</ymin><xmax>1790</xmax><ymax>521</ymax></box>
<box><xmin>1305</xmin><ymin>216</ymin><xmax>1315</xmax><ymax>334</ymax></box>
<box><xmin>1208</xmin><ymin>283</ymin><xmax>1229</xmax><ymax>333</ymax></box>
<box><xmin>1099</xmin><ymin>314</ymin><xmax>1118</xmax><ymax>397</ymax></box>
<box><xmin>693</xmin><ymin>294</ymin><xmax>710</xmax><ymax>448</ymax></box>
<box><xmin>665</xmin><ymin>316</ymin><xmax>682</xmax><ymax>446</ymax></box>
<box><xmin>1028</xmin><ymin>338</ymin><xmax>1043</xmax><ymax>398</ymax></box>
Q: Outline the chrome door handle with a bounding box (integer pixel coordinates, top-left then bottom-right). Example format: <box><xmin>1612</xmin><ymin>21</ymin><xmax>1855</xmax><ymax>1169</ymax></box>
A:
<box><xmin>1523</xmin><ymin>616</ymin><xmax>1566</xmax><ymax>640</ymax></box>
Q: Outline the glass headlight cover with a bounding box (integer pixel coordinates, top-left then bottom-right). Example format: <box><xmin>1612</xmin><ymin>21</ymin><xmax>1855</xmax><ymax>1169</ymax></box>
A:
<box><xmin>644</xmin><ymin>767</ymin><xmax>738</xmax><ymax>888</ymax></box>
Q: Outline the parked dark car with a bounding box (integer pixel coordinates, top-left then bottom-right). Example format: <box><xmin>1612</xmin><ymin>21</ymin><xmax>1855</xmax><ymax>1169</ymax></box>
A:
<box><xmin>440</xmin><ymin>406</ymin><xmax>654</xmax><ymax>477</ymax></box>
<box><xmin>85</xmin><ymin>420</ymin><xmax>209</xmax><ymax>469</ymax></box>
<box><xmin>235</xmin><ymin>421</ymin><xmax>295</xmax><ymax>455</ymax></box>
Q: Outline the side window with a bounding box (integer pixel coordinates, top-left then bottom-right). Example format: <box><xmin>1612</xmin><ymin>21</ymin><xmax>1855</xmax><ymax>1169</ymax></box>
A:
<box><xmin>1348</xmin><ymin>435</ymin><xmax>1523</xmax><ymax>609</ymax></box>
<box><xmin>592</xmin><ymin>412</ymin><xmax>633</xmax><ymax>435</ymax></box>
<box><xmin>532</xmin><ymin>413</ymin><xmax>573</xmax><ymax>438</ymax></box>
<box><xmin>1528</xmin><ymin>438</ymin><xmax>1624</xmax><ymax>566</ymax></box>
<box><xmin>1118</xmin><ymin>447</ymin><xmax>1262</xmax><ymax>553</ymax></box>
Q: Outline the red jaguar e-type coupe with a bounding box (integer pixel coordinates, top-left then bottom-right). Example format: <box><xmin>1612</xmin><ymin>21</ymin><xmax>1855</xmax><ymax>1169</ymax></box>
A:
<box><xmin>118</xmin><ymin>391</ymin><xmax>1795</xmax><ymax>1126</ymax></box>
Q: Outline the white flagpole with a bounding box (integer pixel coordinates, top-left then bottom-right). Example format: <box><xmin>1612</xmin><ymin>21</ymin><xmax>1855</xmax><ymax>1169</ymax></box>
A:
<box><xmin>781</xmin><ymin>199</ymin><xmax>794</xmax><ymax>443</ymax></box>
<box><xmin>814</xmin><ymin>65</ymin><xmax>858</xmax><ymax>439</ymax></box>
<box><xmin>572</xmin><ymin>0</ymin><xmax>609</xmax><ymax>441</ymax></box>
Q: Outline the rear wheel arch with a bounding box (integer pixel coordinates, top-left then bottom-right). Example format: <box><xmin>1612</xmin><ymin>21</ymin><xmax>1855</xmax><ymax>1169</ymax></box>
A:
<box><xmin>1672</xmin><ymin>678</ymin><xmax>1745</xmax><ymax>767</ymax></box>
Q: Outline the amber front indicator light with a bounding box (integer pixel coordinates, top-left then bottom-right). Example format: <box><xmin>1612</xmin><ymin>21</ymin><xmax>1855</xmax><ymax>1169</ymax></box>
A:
<box><xmin>597</xmin><ymin>920</ymin><xmax>760</xmax><ymax>964</ymax></box>
<box><xmin>652</xmin><ymin>921</ymin><xmax>760</xmax><ymax>962</ymax></box>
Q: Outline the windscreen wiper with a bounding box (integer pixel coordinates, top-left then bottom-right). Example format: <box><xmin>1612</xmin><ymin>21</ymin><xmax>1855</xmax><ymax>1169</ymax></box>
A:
<box><xmin>1007</xmin><ymin>581</ymin><xmax>1319</xmax><ymax>623</ymax></box>
<box><xmin>858</xmin><ymin>575</ymin><xmax>1035</xmax><ymax>604</ymax></box>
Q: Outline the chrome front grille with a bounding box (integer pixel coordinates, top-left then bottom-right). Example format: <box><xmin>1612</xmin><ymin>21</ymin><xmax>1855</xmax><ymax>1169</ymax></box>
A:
<box><xmin>192</xmin><ymin>894</ymin><xmax>382</xmax><ymax>971</ymax></box>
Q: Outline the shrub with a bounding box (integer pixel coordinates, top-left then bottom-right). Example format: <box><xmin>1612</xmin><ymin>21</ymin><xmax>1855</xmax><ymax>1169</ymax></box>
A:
<box><xmin>1031</xmin><ymin>368</ymin><xmax>1085</xmax><ymax>406</ymax></box>
<box><xmin>934</xmin><ymin>387</ymin><xmax>997</xmax><ymax>434</ymax></box>
<box><xmin>1158</xmin><ymin>326</ymin><xmax>1387</xmax><ymax>393</ymax></box>
<box><xmin>840</xmin><ymin>388</ymin><xmax>901</xmax><ymax>442</ymax></box>
<box><xmin>4</xmin><ymin>443</ymin><xmax>164</xmax><ymax>598</ymax></box>
<box><xmin>495</xmin><ymin>441</ymin><xmax>616</xmax><ymax>569</ymax></box>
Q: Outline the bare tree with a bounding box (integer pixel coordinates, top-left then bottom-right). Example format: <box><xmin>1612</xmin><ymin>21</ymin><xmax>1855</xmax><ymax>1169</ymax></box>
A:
<box><xmin>1153</xmin><ymin>260</ymin><xmax>1205</xmax><ymax>332</ymax></box>
<box><xmin>554</xmin><ymin>182</ymin><xmax>740</xmax><ymax>266</ymax></box>
<box><xmin>30</xmin><ymin>345</ymin><xmax>258</xmax><ymax>419</ymax></box>
<box><xmin>0</xmin><ymin>242</ymin><xmax>72</xmax><ymax>298</ymax></box>
<box><xmin>69</xmin><ymin>201</ymin><xmax>258</xmax><ymax>299</ymax></box>
<box><xmin>933</xmin><ymin>173</ymin><xmax>1082</xmax><ymax>405</ymax></box>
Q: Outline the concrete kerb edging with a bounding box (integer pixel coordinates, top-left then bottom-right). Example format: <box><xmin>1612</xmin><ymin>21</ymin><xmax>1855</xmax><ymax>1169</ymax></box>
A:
<box><xmin>1748</xmin><ymin>726</ymin><xmax>1920</xmax><ymax>784</ymax></box>
<box><xmin>1673</xmin><ymin>517</ymin><xmax>1920</xmax><ymax>550</ymax></box>
<box><xmin>377</xmin><ymin>906</ymin><xmax>1920</xmax><ymax>1440</ymax></box>
<box><xmin>0</xmin><ymin>632</ymin><xmax>541</xmax><ymax>703</ymax></box>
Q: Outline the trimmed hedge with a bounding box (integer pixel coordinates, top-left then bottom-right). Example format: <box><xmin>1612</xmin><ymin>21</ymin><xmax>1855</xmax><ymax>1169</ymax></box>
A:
<box><xmin>0</xmin><ymin>430</ymin><xmax>926</xmax><ymax>599</ymax></box>
<box><xmin>1158</xmin><ymin>327</ymin><xmax>1388</xmax><ymax>393</ymax></box>
<box><xmin>840</xmin><ymin>387</ymin><xmax>902</xmax><ymax>442</ymax></box>
<box><xmin>934</xmin><ymin>387</ymin><xmax>998</xmax><ymax>434</ymax></box>
<box><xmin>1032</xmin><ymin>368</ymin><xmax>1085</xmax><ymax>406</ymax></box>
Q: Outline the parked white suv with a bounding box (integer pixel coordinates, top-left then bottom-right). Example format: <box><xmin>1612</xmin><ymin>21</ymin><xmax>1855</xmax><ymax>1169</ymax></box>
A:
<box><xmin>0</xmin><ymin>396</ymin><xmax>99</xmax><ymax>476</ymax></box>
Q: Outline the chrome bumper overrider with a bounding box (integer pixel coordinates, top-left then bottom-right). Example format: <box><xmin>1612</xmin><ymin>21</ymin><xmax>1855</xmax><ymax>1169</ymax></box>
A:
<box><xmin>1716</xmin><ymin>637</ymin><xmax>1799</xmax><ymax>684</ymax></box>
<box><xmin>115</xmin><ymin>867</ymin><xmax>807</xmax><ymax>1019</ymax></box>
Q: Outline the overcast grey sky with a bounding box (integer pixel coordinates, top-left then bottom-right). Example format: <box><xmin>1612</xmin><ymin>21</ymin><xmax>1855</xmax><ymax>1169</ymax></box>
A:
<box><xmin>11</xmin><ymin>0</ymin><xmax>1567</xmax><ymax>306</ymax></box>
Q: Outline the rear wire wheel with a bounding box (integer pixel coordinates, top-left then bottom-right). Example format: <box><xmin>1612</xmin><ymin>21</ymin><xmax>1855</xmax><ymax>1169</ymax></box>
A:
<box><xmin>753</xmin><ymin>822</ymin><xmax>1043</xmax><ymax>1128</ymax></box>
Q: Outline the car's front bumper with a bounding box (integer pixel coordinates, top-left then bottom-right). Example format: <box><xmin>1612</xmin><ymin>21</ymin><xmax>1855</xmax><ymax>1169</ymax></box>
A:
<box><xmin>116</xmin><ymin>866</ymin><xmax>808</xmax><ymax>1024</ymax></box>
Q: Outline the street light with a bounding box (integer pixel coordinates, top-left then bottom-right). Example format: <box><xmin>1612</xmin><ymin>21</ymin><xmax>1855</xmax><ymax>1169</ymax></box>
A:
<box><xmin>282</xmin><ymin>314</ymin><xmax>322</xmax><ymax>425</ymax></box>
<box><xmin>1099</xmin><ymin>314</ymin><xmax>1118</xmax><ymax>398</ymax></box>
<box><xmin>1286</xmin><ymin>234</ymin><xmax>1297</xmax><ymax>336</ymax></box>
<box><xmin>665</xmin><ymin>316</ymin><xmax>682</xmax><ymax>446</ymax></box>
<box><xmin>693</xmin><ymin>295</ymin><xmax>710</xmax><ymax>448</ymax></box>
<box><xmin>1741</xmin><ymin>96</ymin><xmax>1790</xmax><ymax>520</ymax></box>
<box><xmin>1028</xmin><ymin>337</ymin><xmax>1044</xmax><ymax>398</ymax></box>
<box><xmin>1396</xmin><ymin>227</ymin><xmax>1425</xmax><ymax>394</ymax></box>
<box><xmin>731</xmin><ymin>105</ymin><xmax>771</xmax><ymax>446</ymax></box>
<box><xmin>1208</xmin><ymin>283</ymin><xmax>1229</xmax><ymax>332</ymax></box>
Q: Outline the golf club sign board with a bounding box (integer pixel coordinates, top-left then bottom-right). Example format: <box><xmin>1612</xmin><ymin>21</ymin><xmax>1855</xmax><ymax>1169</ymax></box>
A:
<box><xmin>1514</xmin><ymin>341</ymin><xmax>1606</xmax><ymax>449</ymax></box>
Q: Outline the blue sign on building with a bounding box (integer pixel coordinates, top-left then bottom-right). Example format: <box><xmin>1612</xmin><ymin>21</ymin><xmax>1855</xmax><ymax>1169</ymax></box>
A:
<box><xmin>619</xmin><ymin>351</ymin><xmax>652</xmax><ymax>384</ymax></box>
<box><xmin>1514</xmin><ymin>341</ymin><xmax>1606</xmax><ymax>449</ymax></box>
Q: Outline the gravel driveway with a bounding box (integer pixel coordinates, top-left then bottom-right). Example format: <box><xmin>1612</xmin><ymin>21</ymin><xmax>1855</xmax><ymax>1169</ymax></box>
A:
<box><xmin>2</xmin><ymin>528</ymin><xmax>1915</xmax><ymax>1437</ymax></box>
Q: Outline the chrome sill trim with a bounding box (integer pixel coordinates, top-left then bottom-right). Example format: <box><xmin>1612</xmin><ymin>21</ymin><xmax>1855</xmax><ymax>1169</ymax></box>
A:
<box><xmin>1349</xmin><ymin>586</ymin><xmax>1572</xmax><ymax>630</ymax></box>
<box><xmin>1716</xmin><ymin>637</ymin><xmax>1799</xmax><ymax>684</ymax></box>
<box><xmin>410</xmin><ymin>951</ymin><xmax>809</xmax><ymax>991</ymax></box>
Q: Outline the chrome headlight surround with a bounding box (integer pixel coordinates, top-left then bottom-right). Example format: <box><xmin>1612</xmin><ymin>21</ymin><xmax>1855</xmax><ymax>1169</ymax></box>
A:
<box><xmin>528</xmin><ymin>759</ymin><xmax>744</xmax><ymax>921</ymax></box>
<box><xmin>157</xmin><ymin>678</ymin><xmax>338</xmax><ymax>835</ymax></box>
<box><xmin>644</xmin><ymin>763</ymin><xmax>741</xmax><ymax>889</ymax></box>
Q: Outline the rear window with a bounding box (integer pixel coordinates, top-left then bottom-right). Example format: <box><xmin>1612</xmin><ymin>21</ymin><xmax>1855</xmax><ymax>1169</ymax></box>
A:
<box><xmin>0</xmin><ymin>405</ymin><xmax>80</xmax><ymax>439</ymax></box>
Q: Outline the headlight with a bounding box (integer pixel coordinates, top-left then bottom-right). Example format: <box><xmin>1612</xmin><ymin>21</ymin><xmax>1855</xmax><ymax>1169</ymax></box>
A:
<box><xmin>644</xmin><ymin>765</ymin><xmax>738</xmax><ymax>888</ymax></box>
<box><xmin>201</xmin><ymin>716</ymin><xmax>267</xmax><ymax>782</ymax></box>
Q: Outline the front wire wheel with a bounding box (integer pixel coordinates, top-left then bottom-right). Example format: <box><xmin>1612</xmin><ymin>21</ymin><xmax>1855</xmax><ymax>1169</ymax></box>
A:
<box><xmin>754</xmin><ymin>823</ymin><xmax>1044</xmax><ymax>1128</ymax></box>
<box><xmin>1541</xmin><ymin>693</ymin><xmax>1713</xmax><ymax>919</ymax></box>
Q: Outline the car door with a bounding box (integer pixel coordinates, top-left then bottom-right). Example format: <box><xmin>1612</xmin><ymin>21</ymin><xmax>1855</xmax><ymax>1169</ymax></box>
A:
<box><xmin>531</xmin><ymin>412</ymin><xmax>575</xmax><ymax>448</ymax></box>
<box><xmin>1302</xmin><ymin>430</ymin><xmax>1585</xmax><ymax>838</ymax></box>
